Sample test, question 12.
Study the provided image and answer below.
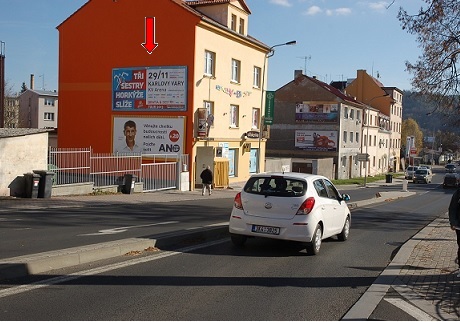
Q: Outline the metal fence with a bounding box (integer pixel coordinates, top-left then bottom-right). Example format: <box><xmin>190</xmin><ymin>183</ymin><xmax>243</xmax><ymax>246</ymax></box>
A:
<box><xmin>48</xmin><ymin>148</ymin><xmax>189</xmax><ymax>191</ymax></box>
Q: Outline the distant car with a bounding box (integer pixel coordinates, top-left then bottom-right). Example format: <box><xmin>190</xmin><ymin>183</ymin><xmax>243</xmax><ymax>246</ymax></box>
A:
<box><xmin>404</xmin><ymin>166</ymin><xmax>419</xmax><ymax>180</ymax></box>
<box><xmin>418</xmin><ymin>165</ymin><xmax>432</xmax><ymax>175</ymax></box>
<box><xmin>413</xmin><ymin>169</ymin><xmax>433</xmax><ymax>184</ymax></box>
<box><xmin>445</xmin><ymin>164</ymin><xmax>457</xmax><ymax>173</ymax></box>
<box><xmin>228</xmin><ymin>172</ymin><xmax>351</xmax><ymax>255</ymax></box>
<box><xmin>443</xmin><ymin>173</ymin><xmax>460</xmax><ymax>188</ymax></box>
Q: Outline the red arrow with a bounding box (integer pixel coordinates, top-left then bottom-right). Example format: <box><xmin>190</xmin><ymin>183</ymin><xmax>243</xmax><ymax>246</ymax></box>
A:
<box><xmin>141</xmin><ymin>17</ymin><xmax>158</xmax><ymax>54</ymax></box>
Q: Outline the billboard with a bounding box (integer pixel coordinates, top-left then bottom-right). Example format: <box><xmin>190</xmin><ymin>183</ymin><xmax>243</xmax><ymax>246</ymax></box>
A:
<box><xmin>112</xmin><ymin>66</ymin><xmax>187</xmax><ymax>111</ymax></box>
<box><xmin>113</xmin><ymin>116</ymin><xmax>185</xmax><ymax>154</ymax></box>
<box><xmin>295</xmin><ymin>130</ymin><xmax>337</xmax><ymax>151</ymax></box>
<box><xmin>295</xmin><ymin>102</ymin><xmax>338</xmax><ymax>123</ymax></box>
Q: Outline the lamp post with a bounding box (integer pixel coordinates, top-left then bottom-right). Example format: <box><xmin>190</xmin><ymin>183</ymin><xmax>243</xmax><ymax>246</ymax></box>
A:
<box><xmin>363</xmin><ymin>93</ymin><xmax>389</xmax><ymax>187</ymax></box>
<box><xmin>258</xmin><ymin>40</ymin><xmax>296</xmax><ymax>173</ymax></box>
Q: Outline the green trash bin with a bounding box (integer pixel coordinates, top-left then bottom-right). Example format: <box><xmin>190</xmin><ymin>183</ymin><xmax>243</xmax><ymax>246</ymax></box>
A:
<box><xmin>33</xmin><ymin>170</ymin><xmax>55</xmax><ymax>198</ymax></box>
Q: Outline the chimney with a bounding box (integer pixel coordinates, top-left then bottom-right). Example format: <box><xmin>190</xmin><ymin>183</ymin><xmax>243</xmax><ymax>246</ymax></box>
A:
<box><xmin>30</xmin><ymin>74</ymin><xmax>34</xmax><ymax>90</ymax></box>
<box><xmin>294</xmin><ymin>70</ymin><xmax>303</xmax><ymax>79</ymax></box>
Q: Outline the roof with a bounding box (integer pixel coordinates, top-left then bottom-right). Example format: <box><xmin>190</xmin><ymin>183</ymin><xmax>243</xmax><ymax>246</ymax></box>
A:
<box><xmin>186</xmin><ymin>0</ymin><xmax>251</xmax><ymax>14</ymax></box>
<box><xmin>295</xmin><ymin>74</ymin><xmax>366</xmax><ymax>108</ymax></box>
<box><xmin>0</xmin><ymin>128</ymin><xmax>50</xmax><ymax>139</ymax></box>
<box><xmin>19</xmin><ymin>89</ymin><xmax>58</xmax><ymax>98</ymax></box>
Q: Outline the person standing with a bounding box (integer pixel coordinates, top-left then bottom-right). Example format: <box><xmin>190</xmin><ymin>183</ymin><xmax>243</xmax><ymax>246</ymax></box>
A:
<box><xmin>448</xmin><ymin>187</ymin><xmax>460</xmax><ymax>277</ymax></box>
<box><xmin>200</xmin><ymin>165</ymin><xmax>213</xmax><ymax>196</ymax></box>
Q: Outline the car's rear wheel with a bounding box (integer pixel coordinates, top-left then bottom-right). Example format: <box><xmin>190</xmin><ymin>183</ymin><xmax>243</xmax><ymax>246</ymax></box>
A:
<box><xmin>337</xmin><ymin>216</ymin><xmax>350</xmax><ymax>241</ymax></box>
<box><xmin>306</xmin><ymin>224</ymin><xmax>322</xmax><ymax>255</ymax></box>
<box><xmin>230</xmin><ymin>233</ymin><xmax>247</xmax><ymax>247</ymax></box>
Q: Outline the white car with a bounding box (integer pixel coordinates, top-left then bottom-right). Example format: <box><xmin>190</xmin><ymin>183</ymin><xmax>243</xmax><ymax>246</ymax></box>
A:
<box><xmin>229</xmin><ymin>172</ymin><xmax>351</xmax><ymax>255</ymax></box>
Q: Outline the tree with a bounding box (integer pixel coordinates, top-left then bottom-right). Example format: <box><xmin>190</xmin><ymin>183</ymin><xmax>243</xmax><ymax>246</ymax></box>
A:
<box><xmin>398</xmin><ymin>1</ymin><xmax>460</xmax><ymax>124</ymax></box>
<box><xmin>20</xmin><ymin>82</ymin><xmax>27</xmax><ymax>94</ymax></box>
<box><xmin>401</xmin><ymin>118</ymin><xmax>424</xmax><ymax>153</ymax></box>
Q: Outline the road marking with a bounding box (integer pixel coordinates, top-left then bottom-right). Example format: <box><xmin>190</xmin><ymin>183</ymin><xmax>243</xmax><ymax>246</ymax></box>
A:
<box><xmin>0</xmin><ymin>238</ymin><xmax>228</xmax><ymax>299</ymax></box>
<box><xmin>384</xmin><ymin>298</ymin><xmax>436</xmax><ymax>321</ymax></box>
<box><xmin>78</xmin><ymin>221</ymin><xmax>179</xmax><ymax>236</ymax></box>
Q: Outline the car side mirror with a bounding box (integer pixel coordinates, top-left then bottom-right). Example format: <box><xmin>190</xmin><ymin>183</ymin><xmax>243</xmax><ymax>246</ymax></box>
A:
<box><xmin>341</xmin><ymin>194</ymin><xmax>351</xmax><ymax>202</ymax></box>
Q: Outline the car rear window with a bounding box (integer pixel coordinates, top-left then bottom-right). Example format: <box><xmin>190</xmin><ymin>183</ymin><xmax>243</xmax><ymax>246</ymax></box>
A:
<box><xmin>243</xmin><ymin>176</ymin><xmax>306</xmax><ymax>197</ymax></box>
<box><xmin>415</xmin><ymin>169</ymin><xmax>428</xmax><ymax>174</ymax></box>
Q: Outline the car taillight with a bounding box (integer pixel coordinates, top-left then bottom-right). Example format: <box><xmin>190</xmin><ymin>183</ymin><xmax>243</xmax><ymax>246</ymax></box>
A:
<box><xmin>296</xmin><ymin>197</ymin><xmax>315</xmax><ymax>215</ymax></box>
<box><xmin>234</xmin><ymin>192</ymin><xmax>244</xmax><ymax>210</ymax></box>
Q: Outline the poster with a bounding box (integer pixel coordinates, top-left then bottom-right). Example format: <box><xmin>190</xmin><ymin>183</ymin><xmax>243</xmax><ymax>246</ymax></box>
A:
<box><xmin>112</xmin><ymin>66</ymin><xmax>187</xmax><ymax>111</ymax></box>
<box><xmin>295</xmin><ymin>102</ymin><xmax>338</xmax><ymax>123</ymax></box>
<box><xmin>113</xmin><ymin>116</ymin><xmax>185</xmax><ymax>155</ymax></box>
<box><xmin>295</xmin><ymin>130</ymin><xmax>337</xmax><ymax>151</ymax></box>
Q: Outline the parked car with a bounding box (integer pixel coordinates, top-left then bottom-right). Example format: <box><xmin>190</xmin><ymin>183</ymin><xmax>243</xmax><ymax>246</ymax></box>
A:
<box><xmin>404</xmin><ymin>166</ymin><xmax>419</xmax><ymax>180</ymax></box>
<box><xmin>443</xmin><ymin>173</ymin><xmax>460</xmax><ymax>188</ymax></box>
<box><xmin>445</xmin><ymin>163</ymin><xmax>457</xmax><ymax>173</ymax></box>
<box><xmin>413</xmin><ymin>169</ymin><xmax>433</xmax><ymax>184</ymax></box>
<box><xmin>228</xmin><ymin>172</ymin><xmax>351</xmax><ymax>255</ymax></box>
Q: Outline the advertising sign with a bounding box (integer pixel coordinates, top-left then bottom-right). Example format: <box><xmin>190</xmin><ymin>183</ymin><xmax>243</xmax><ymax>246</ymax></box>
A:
<box><xmin>113</xmin><ymin>116</ymin><xmax>185</xmax><ymax>154</ymax></box>
<box><xmin>197</xmin><ymin>108</ymin><xmax>207</xmax><ymax>138</ymax></box>
<box><xmin>112</xmin><ymin>66</ymin><xmax>187</xmax><ymax>111</ymax></box>
<box><xmin>295</xmin><ymin>130</ymin><xmax>337</xmax><ymax>151</ymax></box>
<box><xmin>295</xmin><ymin>102</ymin><xmax>338</xmax><ymax>123</ymax></box>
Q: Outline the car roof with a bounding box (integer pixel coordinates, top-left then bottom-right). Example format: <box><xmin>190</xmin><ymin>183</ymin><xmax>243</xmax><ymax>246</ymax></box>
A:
<box><xmin>250</xmin><ymin>172</ymin><xmax>328</xmax><ymax>181</ymax></box>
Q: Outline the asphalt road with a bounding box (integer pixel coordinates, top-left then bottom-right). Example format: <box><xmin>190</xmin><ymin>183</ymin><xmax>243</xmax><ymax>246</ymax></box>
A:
<box><xmin>0</xmin><ymin>172</ymin><xmax>453</xmax><ymax>320</ymax></box>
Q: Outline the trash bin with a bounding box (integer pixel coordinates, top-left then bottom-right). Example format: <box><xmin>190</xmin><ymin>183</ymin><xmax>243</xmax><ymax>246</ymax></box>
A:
<box><xmin>24</xmin><ymin>173</ymin><xmax>40</xmax><ymax>198</ymax></box>
<box><xmin>385</xmin><ymin>174</ymin><xmax>393</xmax><ymax>183</ymax></box>
<box><xmin>33</xmin><ymin>170</ymin><xmax>55</xmax><ymax>198</ymax></box>
<box><xmin>122</xmin><ymin>174</ymin><xmax>137</xmax><ymax>194</ymax></box>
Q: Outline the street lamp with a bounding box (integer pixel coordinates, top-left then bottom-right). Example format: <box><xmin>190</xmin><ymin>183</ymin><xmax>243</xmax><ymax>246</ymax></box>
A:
<box><xmin>363</xmin><ymin>93</ymin><xmax>389</xmax><ymax>187</ymax></box>
<box><xmin>257</xmin><ymin>40</ymin><xmax>296</xmax><ymax>173</ymax></box>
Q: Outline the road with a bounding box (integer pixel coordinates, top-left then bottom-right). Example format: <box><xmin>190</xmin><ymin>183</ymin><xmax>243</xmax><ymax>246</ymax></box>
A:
<box><xmin>0</xmin><ymin>172</ymin><xmax>453</xmax><ymax>320</ymax></box>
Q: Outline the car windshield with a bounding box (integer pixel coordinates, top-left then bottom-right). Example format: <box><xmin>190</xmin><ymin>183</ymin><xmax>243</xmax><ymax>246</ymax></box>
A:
<box><xmin>446</xmin><ymin>164</ymin><xmax>455</xmax><ymax>169</ymax></box>
<box><xmin>415</xmin><ymin>169</ymin><xmax>427</xmax><ymax>175</ymax></box>
<box><xmin>243</xmin><ymin>176</ymin><xmax>307</xmax><ymax>197</ymax></box>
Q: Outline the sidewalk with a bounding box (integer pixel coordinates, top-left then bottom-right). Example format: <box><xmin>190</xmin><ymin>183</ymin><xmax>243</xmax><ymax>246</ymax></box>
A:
<box><xmin>1</xmin><ymin>179</ymin><xmax>459</xmax><ymax>320</ymax></box>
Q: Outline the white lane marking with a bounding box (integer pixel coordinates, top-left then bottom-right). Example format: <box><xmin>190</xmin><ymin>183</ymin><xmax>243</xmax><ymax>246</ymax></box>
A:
<box><xmin>0</xmin><ymin>238</ymin><xmax>228</xmax><ymax>299</ymax></box>
<box><xmin>78</xmin><ymin>221</ymin><xmax>179</xmax><ymax>236</ymax></box>
<box><xmin>384</xmin><ymin>298</ymin><xmax>436</xmax><ymax>321</ymax></box>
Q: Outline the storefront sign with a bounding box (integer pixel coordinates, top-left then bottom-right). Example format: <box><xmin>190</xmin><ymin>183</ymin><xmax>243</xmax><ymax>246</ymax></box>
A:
<box><xmin>112</xmin><ymin>66</ymin><xmax>187</xmax><ymax>111</ymax></box>
<box><xmin>246</xmin><ymin>130</ymin><xmax>260</xmax><ymax>139</ymax></box>
<box><xmin>264</xmin><ymin>91</ymin><xmax>275</xmax><ymax>125</ymax></box>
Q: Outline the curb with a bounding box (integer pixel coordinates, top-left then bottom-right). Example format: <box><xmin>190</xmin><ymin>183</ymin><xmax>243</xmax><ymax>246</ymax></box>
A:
<box><xmin>0</xmin><ymin>224</ymin><xmax>229</xmax><ymax>281</ymax></box>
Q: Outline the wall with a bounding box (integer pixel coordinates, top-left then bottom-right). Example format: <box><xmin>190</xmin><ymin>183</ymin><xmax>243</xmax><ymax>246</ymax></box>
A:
<box><xmin>57</xmin><ymin>0</ymin><xmax>199</xmax><ymax>153</ymax></box>
<box><xmin>0</xmin><ymin>132</ymin><xmax>48</xmax><ymax>196</ymax></box>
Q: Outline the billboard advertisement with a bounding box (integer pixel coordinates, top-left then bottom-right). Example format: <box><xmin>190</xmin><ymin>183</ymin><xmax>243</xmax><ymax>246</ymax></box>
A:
<box><xmin>295</xmin><ymin>102</ymin><xmax>338</xmax><ymax>123</ymax></box>
<box><xmin>113</xmin><ymin>116</ymin><xmax>185</xmax><ymax>154</ymax></box>
<box><xmin>295</xmin><ymin>130</ymin><xmax>337</xmax><ymax>151</ymax></box>
<box><xmin>112</xmin><ymin>66</ymin><xmax>187</xmax><ymax>111</ymax></box>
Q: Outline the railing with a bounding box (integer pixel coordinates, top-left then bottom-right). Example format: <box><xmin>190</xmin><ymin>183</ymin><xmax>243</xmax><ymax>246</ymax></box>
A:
<box><xmin>48</xmin><ymin>148</ymin><xmax>189</xmax><ymax>191</ymax></box>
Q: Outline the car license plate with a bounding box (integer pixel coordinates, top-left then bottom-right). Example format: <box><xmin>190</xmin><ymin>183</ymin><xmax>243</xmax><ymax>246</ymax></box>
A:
<box><xmin>252</xmin><ymin>225</ymin><xmax>280</xmax><ymax>235</ymax></box>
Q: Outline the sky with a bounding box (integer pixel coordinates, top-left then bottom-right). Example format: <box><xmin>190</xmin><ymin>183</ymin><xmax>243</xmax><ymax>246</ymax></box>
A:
<box><xmin>0</xmin><ymin>0</ymin><xmax>423</xmax><ymax>95</ymax></box>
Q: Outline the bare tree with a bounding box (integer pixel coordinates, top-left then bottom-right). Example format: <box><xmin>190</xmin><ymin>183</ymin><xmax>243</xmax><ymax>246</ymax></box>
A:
<box><xmin>398</xmin><ymin>0</ymin><xmax>460</xmax><ymax>124</ymax></box>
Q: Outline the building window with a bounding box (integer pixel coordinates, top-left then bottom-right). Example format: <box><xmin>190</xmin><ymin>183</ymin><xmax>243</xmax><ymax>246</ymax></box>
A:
<box><xmin>350</xmin><ymin>109</ymin><xmax>354</xmax><ymax>119</ymax></box>
<box><xmin>239</xmin><ymin>17</ymin><xmax>245</xmax><ymax>34</ymax></box>
<box><xmin>344</xmin><ymin>106</ymin><xmax>349</xmax><ymax>118</ymax></box>
<box><xmin>356</xmin><ymin>132</ymin><xmax>359</xmax><ymax>143</ymax></box>
<box><xmin>204</xmin><ymin>50</ymin><xmax>215</xmax><ymax>77</ymax></box>
<box><xmin>253</xmin><ymin>66</ymin><xmax>261</xmax><ymax>88</ymax></box>
<box><xmin>350</xmin><ymin>131</ymin><xmax>353</xmax><ymax>143</ymax></box>
<box><xmin>231</xmin><ymin>14</ymin><xmax>237</xmax><ymax>31</ymax></box>
<box><xmin>252</xmin><ymin>107</ymin><xmax>260</xmax><ymax>129</ymax></box>
<box><xmin>230</xmin><ymin>105</ymin><xmax>239</xmax><ymax>127</ymax></box>
<box><xmin>231</xmin><ymin>59</ymin><xmax>241</xmax><ymax>83</ymax></box>
<box><xmin>343</xmin><ymin>131</ymin><xmax>347</xmax><ymax>143</ymax></box>
<box><xmin>204</xmin><ymin>101</ymin><xmax>214</xmax><ymax>126</ymax></box>
<box><xmin>341</xmin><ymin>156</ymin><xmax>347</xmax><ymax>167</ymax></box>
<box><xmin>357</xmin><ymin>110</ymin><xmax>361</xmax><ymax>121</ymax></box>
<box><xmin>44</xmin><ymin>112</ymin><xmax>55</xmax><ymax>121</ymax></box>
<box><xmin>44</xmin><ymin>98</ymin><xmax>55</xmax><ymax>106</ymax></box>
